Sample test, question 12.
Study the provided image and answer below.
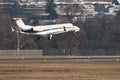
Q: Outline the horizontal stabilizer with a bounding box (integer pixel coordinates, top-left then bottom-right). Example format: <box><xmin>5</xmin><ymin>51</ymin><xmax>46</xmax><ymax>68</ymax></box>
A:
<box><xmin>11</xmin><ymin>27</ymin><xmax>15</xmax><ymax>32</ymax></box>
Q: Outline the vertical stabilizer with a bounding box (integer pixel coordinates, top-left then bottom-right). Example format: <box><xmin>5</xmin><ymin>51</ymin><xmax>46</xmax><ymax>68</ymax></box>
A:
<box><xmin>13</xmin><ymin>18</ymin><xmax>32</xmax><ymax>30</ymax></box>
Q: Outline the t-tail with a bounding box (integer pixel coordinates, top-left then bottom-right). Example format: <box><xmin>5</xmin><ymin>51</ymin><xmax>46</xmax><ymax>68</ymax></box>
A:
<box><xmin>13</xmin><ymin>18</ymin><xmax>33</xmax><ymax>30</ymax></box>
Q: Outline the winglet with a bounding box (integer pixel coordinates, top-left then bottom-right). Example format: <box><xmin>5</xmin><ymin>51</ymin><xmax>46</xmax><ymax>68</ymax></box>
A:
<box><xmin>63</xmin><ymin>26</ymin><xmax>66</xmax><ymax>31</ymax></box>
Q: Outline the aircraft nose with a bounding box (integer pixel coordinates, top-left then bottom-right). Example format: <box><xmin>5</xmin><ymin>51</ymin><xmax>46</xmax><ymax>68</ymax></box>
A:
<box><xmin>75</xmin><ymin>26</ymin><xmax>80</xmax><ymax>32</ymax></box>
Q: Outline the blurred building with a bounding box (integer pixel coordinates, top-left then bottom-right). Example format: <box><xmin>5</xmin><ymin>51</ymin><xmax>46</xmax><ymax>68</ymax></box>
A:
<box><xmin>0</xmin><ymin>0</ymin><xmax>120</xmax><ymax>20</ymax></box>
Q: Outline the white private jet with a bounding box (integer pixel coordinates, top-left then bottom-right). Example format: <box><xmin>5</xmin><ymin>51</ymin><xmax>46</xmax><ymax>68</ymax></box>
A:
<box><xmin>13</xmin><ymin>18</ymin><xmax>80</xmax><ymax>40</ymax></box>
